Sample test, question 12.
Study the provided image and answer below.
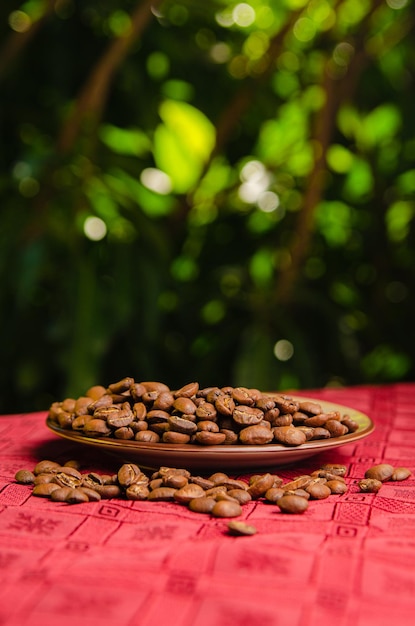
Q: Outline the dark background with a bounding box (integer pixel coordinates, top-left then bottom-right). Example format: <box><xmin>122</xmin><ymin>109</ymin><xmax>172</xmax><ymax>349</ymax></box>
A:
<box><xmin>1</xmin><ymin>0</ymin><xmax>414</xmax><ymax>414</ymax></box>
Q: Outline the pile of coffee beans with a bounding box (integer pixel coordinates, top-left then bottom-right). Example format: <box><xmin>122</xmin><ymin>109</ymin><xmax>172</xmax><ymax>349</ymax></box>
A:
<box><xmin>47</xmin><ymin>378</ymin><xmax>360</xmax><ymax>447</ymax></box>
<box><xmin>15</xmin><ymin>459</ymin><xmax>351</xmax><ymax>520</ymax></box>
<box><xmin>14</xmin><ymin>459</ymin><xmax>411</xmax><ymax>533</ymax></box>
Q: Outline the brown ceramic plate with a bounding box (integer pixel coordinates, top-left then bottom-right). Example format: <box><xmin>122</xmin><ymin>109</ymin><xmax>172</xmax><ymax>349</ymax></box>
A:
<box><xmin>46</xmin><ymin>397</ymin><xmax>374</xmax><ymax>472</ymax></box>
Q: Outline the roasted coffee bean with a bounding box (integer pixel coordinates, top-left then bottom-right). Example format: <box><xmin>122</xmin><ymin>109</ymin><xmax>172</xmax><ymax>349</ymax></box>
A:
<box><xmin>15</xmin><ymin>469</ymin><xmax>35</xmax><ymax>484</ymax></box>
<box><xmin>53</xmin><ymin>471</ymin><xmax>82</xmax><ymax>489</ymax></box>
<box><xmin>195</xmin><ymin>402</ymin><xmax>217</xmax><ymax>421</ymax></box>
<box><xmin>51</xmin><ymin>486</ymin><xmax>73</xmax><ymax>502</ymax></box>
<box><xmin>264</xmin><ymin>487</ymin><xmax>285</xmax><ymax>503</ymax></box>
<box><xmin>227</xmin><ymin>521</ymin><xmax>257</xmax><ymax>536</ymax></box>
<box><xmin>239</xmin><ymin>425</ymin><xmax>274</xmax><ymax>445</ymax></box>
<box><xmin>391</xmin><ymin>467</ymin><xmax>412</xmax><ymax>481</ymax></box>
<box><xmin>358</xmin><ymin>478</ymin><xmax>382</xmax><ymax>493</ymax></box>
<box><xmin>248</xmin><ymin>473</ymin><xmax>275</xmax><ymax>499</ymax></box>
<box><xmin>298</xmin><ymin>401</ymin><xmax>322</xmax><ymax>415</ymax></box>
<box><xmin>117</xmin><ymin>463</ymin><xmax>145</xmax><ymax>488</ymax></box>
<box><xmin>306</xmin><ymin>482</ymin><xmax>331</xmax><ymax>500</ymax></box>
<box><xmin>215</xmin><ymin>395</ymin><xmax>236</xmax><ymax>416</ymax></box>
<box><xmin>273</xmin><ymin>426</ymin><xmax>307</xmax><ymax>446</ymax></box>
<box><xmin>135</xmin><ymin>430</ymin><xmax>160</xmax><ymax>443</ymax></box>
<box><xmin>211</xmin><ymin>500</ymin><xmax>242</xmax><ymax>518</ymax></box>
<box><xmin>91</xmin><ymin>484</ymin><xmax>122</xmax><ymax>499</ymax></box>
<box><xmin>277</xmin><ymin>494</ymin><xmax>309</xmax><ymax>514</ymax></box>
<box><xmin>125</xmin><ymin>484</ymin><xmax>150</xmax><ymax>500</ymax></box>
<box><xmin>162</xmin><ymin>473</ymin><xmax>188</xmax><ymax>489</ymax></box>
<box><xmin>33</xmin><ymin>483</ymin><xmax>61</xmax><ymax>497</ymax></box>
<box><xmin>220</xmin><ymin>429</ymin><xmax>239</xmax><ymax>444</ymax></box>
<box><xmin>86</xmin><ymin>385</ymin><xmax>107</xmax><ymax>401</ymax></box>
<box><xmin>33</xmin><ymin>460</ymin><xmax>61</xmax><ymax>475</ymax></box>
<box><xmin>326</xmin><ymin>480</ymin><xmax>348</xmax><ymax>494</ymax></box>
<box><xmin>83</xmin><ymin>418</ymin><xmax>112</xmax><ymax>437</ymax></box>
<box><xmin>282</xmin><ymin>475</ymin><xmax>313</xmax><ymax>492</ymax></box>
<box><xmin>162</xmin><ymin>431</ymin><xmax>191</xmax><ymax>444</ymax></box>
<box><xmin>78</xmin><ymin>487</ymin><xmax>101</xmax><ymax>502</ymax></box>
<box><xmin>188</xmin><ymin>497</ymin><xmax>216</xmax><ymax>514</ymax></box>
<box><xmin>148</xmin><ymin>487</ymin><xmax>177</xmax><ymax>501</ymax></box>
<box><xmin>269</xmin><ymin>413</ymin><xmax>293</xmax><ymax>427</ymax></box>
<box><xmin>325</xmin><ymin>420</ymin><xmax>349</xmax><ymax>437</ymax></box>
<box><xmin>232</xmin><ymin>405</ymin><xmax>264</xmax><ymax>426</ymax></box>
<box><xmin>174</xmin><ymin>484</ymin><xmax>205</xmax><ymax>504</ymax></box>
<box><xmin>284</xmin><ymin>488</ymin><xmax>310</xmax><ymax>500</ymax></box>
<box><xmin>168</xmin><ymin>415</ymin><xmax>198</xmax><ymax>435</ymax></box>
<box><xmin>365</xmin><ymin>464</ymin><xmax>395</xmax><ymax>482</ymax></box>
<box><xmin>34</xmin><ymin>473</ymin><xmax>56</xmax><ymax>485</ymax></box>
<box><xmin>194</xmin><ymin>431</ymin><xmax>226</xmax><ymax>445</ymax></box>
<box><xmin>174</xmin><ymin>382</ymin><xmax>199</xmax><ymax>398</ymax></box>
<box><xmin>227</xmin><ymin>489</ymin><xmax>252</xmax><ymax>505</ymax></box>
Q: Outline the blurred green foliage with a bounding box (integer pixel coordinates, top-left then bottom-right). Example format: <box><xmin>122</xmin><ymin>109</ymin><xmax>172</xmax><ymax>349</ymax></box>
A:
<box><xmin>1</xmin><ymin>0</ymin><xmax>414</xmax><ymax>413</ymax></box>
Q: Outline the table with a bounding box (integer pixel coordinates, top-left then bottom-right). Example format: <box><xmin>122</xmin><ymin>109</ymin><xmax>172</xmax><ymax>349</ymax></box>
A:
<box><xmin>1</xmin><ymin>382</ymin><xmax>414</xmax><ymax>626</ymax></box>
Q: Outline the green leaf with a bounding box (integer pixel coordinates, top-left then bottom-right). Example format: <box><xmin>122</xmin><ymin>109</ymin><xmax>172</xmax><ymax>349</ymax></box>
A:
<box><xmin>99</xmin><ymin>125</ymin><xmax>151</xmax><ymax>157</ymax></box>
<box><xmin>154</xmin><ymin>100</ymin><xmax>215</xmax><ymax>193</ymax></box>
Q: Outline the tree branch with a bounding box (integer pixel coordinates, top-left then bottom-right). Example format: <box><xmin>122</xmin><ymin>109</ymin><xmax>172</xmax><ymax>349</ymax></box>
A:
<box><xmin>57</xmin><ymin>0</ymin><xmax>161</xmax><ymax>154</ymax></box>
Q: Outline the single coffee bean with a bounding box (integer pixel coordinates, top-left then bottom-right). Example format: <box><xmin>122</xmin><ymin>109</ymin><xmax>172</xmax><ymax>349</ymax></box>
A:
<box><xmin>125</xmin><ymin>484</ymin><xmax>150</xmax><ymax>500</ymax></box>
<box><xmin>391</xmin><ymin>467</ymin><xmax>412</xmax><ymax>481</ymax></box>
<box><xmin>227</xmin><ymin>520</ymin><xmax>257</xmax><ymax>536</ymax></box>
<box><xmin>162</xmin><ymin>473</ymin><xmax>188</xmax><ymax>489</ymax></box>
<box><xmin>135</xmin><ymin>430</ymin><xmax>160</xmax><ymax>443</ymax></box>
<box><xmin>107</xmin><ymin>377</ymin><xmax>134</xmax><ymax>394</ymax></box>
<box><xmin>284</xmin><ymin>488</ymin><xmax>310</xmax><ymax>500</ymax></box>
<box><xmin>34</xmin><ymin>473</ymin><xmax>56</xmax><ymax>485</ymax></box>
<box><xmin>194</xmin><ymin>431</ymin><xmax>226</xmax><ymax>445</ymax></box>
<box><xmin>117</xmin><ymin>463</ymin><xmax>145</xmax><ymax>488</ymax></box>
<box><xmin>326</xmin><ymin>480</ymin><xmax>348</xmax><ymax>494</ymax></box>
<box><xmin>91</xmin><ymin>484</ymin><xmax>122</xmax><ymax>499</ymax></box>
<box><xmin>248</xmin><ymin>473</ymin><xmax>275</xmax><ymax>499</ymax></box>
<box><xmin>358</xmin><ymin>478</ymin><xmax>382</xmax><ymax>493</ymax></box>
<box><xmin>232</xmin><ymin>405</ymin><xmax>264</xmax><ymax>426</ymax></box>
<box><xmin>32</xmin><ymin>483</ymin><xmax>61</xmax><ymax>497</ymax></box>
<box><xmin>77</xmin><ymin>487</ymin><xmax>102</xmax><ymax>502</ymax></box>
<box><xmin>162</xmin><ymin>431</ymin><xmax>191</xmax><ymax>444</ymax></box>
<box><xmin>211</xmin><ymin>500</ymin><xmax>242</xmax><ymax>518</ymax></box>
<box><xmin>277</xmin><ymin>494</ymin><xmax>309</xmax><ymax>514</ymax></box>
<box><xmin>83</xmin><ymin>418</ymin><xmax>112</xmax><ymax>437</ymax></box>
<box><xmin>264</xmin><ymin>487</ymin><xmax>285</xmax><ymax>503</ymax></box>
<box><xmin>174</xmin><ymin>382</ymin><xmax>199</xmax><ymax>398</ymax></box>
<box><xmin>188</xmin><ymin>497</ymin><xmax>216</xmax><ymax>514</ymax></box>
<box><xmin>51</xmin><ymin>486</ymin><xmax>73</xmax><ymax>502</ymax></box>
<box><xmin>215</xmin><ymin>394</ymin><xmax>236</xmax><ymax>416</ymax></box>
<box><xmin>298</xmin><ymin>400</ymin><xmax>322</xmax><ymax>415</ymax></box>
<box><xmin>174</xmin><ymin>484</ymin><xmax>205</xmax><ymax>504</ymax></box>
<box><xmin>148</xmin><ymin>487</ymin><xmax>177</xmax><ymax>501</ymax></box>
<box><xmin>283</xmin><ymin>475</ymin><xmax>313</xmax><ymax>492</ymax></box>
<box><xmin>53</xmin><ymin>472</ymin><xmax>82</xmax><ymax>489</ymax></box>
<box><xmin>86</xmin><ymin>385</ymin><xmax>107</xmax><ymax>401</ymax></box>
<box><xmin>239</xmin><ymin>425</ymin><xmax>274</xmax><ymax>445</ymax></box>
<box><xmin>365</xmin><ymin>464</ymin><xmax>394</xmax><ymax>482</ymax></box>
<box><xmin>306</xmin><ymin>483</ymin><xmax>331</xmax><ymax>500</ymax></box>
<box><xmin>227</xmin><ymin>489</ymin><xmax>252</xmax><ymax>505</ymax></box>
<box><xmin>272</xmin><ymin>426</ymin><xmax>307</xmax><ymax>446</ymax></box>
<box><xmin>325</xmin><ymin>420</ymin><xmax>349</xmax><ymax>437</ymax></box>
<box><xmin>33</xmin><ymin>460</ymin><xmax>61</xmax><ymax>475</ymax></box>
<box><xmin>15</xmin><ymin>469</ymin><xmax>35</xmax><ymax>484</ymax></box>
<box><xmin>189</xmin><ymin>476</ymin><xmax>215</xmax><ymax>490</ymax></box>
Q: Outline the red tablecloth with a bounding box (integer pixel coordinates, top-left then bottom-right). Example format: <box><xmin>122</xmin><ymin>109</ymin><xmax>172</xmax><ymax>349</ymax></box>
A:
<box><xmin>1</xmin><ymin>383</ymin><xmax>415</xmax><ymax>626</ymax></box>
